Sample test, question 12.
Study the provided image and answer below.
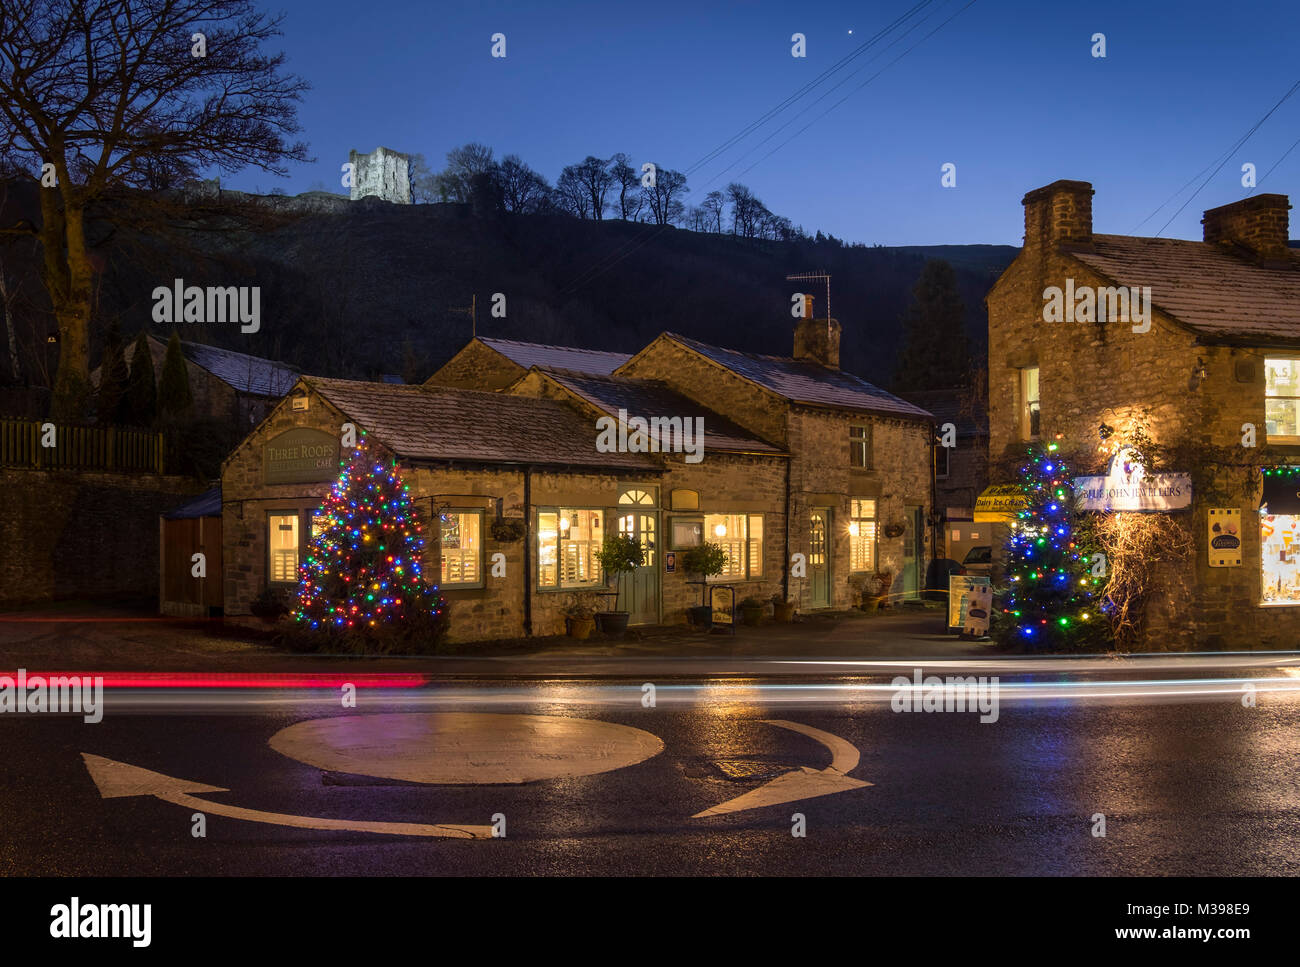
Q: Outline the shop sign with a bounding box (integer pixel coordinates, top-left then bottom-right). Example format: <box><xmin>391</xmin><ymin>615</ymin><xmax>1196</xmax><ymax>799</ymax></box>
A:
<box><xmin>1074</xmin><ymin>450</ymin><xmax>1191</xmax><ymax>512</ymax></box>
<box><xmin>665</xmin><ymin>551</ymin><xmax>676</xmax><ymax>573</ymax></box>
<box><xmin>1207</xmin><ymin>509</ymin><xmax>1241</xmax><ymax>567</ymax></box>
<box><xmin>963</xmin><ymin>583</ymin><xmax>993</xmax><ymax>637</ymax></box>
<box><xmin>263</xmin><ymin>428</ymin><xmax>339</xmax><ymax>485</ymax></box>
<box><xmin>974</xmin><ymin>485</ymin><xmax>1028</xmax><ymax>522</ymax></box>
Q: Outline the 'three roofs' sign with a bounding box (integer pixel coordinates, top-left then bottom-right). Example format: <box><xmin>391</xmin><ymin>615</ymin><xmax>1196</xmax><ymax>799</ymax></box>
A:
<box><xmin>263</xmin><ymin>428</ymin><xmax>339</xmax><ymax>485</ymax></box>
<box><xmin>1073</xmin><ymin>449</ymin><xmax>1192</xmax><ymax>512</ymax></box>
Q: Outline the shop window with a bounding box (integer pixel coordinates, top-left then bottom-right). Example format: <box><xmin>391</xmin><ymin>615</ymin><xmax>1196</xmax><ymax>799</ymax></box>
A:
<box><xmin>849</xmin><ymin>424</ymin><xmax>872</xmax><ymax>468</ymax></box>
<box><xmin>703</xmin><ymin>514</ymin><xmax>763</xmax><ymax>580</ymax></box>
<box><xmin>268</xmin><ymin>513</ymin><xmax>299</xmax><ymax>584</ymax></box>
<box><xmin>1260</xmin><ymin>514</ymin><xmax>1300</xmax><ymax>605</ymax></box>
<box><xmin>1265</xmin><ymin>358</ymin><xmax>1300</xmax><ymax>444</ymax></box>
<box><xmin>537</xmin><ymin>508</ymin><xmax>604</xmax><ymax>589</ymax></box>
<box><xmin>850</xmin><ymin>498</ymin><xmax>877</xmax><ymax>572</ymax></box>
<box><xmin>439</xmin><ymin>510</ymin><xmax>483</xmax><ymax>588</ymax></box>
<box><xmin>1019</xmin><ymin>367</ymin><xmax>1040</xmax><ymax>440</ymax></box>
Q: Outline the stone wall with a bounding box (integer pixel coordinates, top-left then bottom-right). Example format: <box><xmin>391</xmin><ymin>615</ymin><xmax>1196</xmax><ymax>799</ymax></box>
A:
<box><xmin>0</xmin><ymin>469</ymin><xmax>205</xmax><ymax>605</ymax></box>
<box><xmin>349</xmin><ymin>146</ymin><xmax>411</xmax><ymax>205</ymax></box>
<box><xmin>426</xmin><ymin>341</ymin><xmax>525</xmax><ymax>392</ymax></box>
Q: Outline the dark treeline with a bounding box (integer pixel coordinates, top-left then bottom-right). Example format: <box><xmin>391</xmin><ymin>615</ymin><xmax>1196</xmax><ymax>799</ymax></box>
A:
<box><xmin>408</xmin><ymin>143</ymin><xmax>843</xmax><ymax>245</ymax></box>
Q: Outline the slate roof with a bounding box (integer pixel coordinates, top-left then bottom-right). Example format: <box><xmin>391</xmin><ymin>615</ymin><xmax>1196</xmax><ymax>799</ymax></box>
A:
<box><xmin>178</xmin><ymin>340</ymin><xmax>300</xmax><ymax>397</ymax></box>
<box><xmin>162</xmin><ymin>486</ymin><xmax>222</xmax><ymax>519</ymax></box>
<box><xmin>1070</xmin><ymin>235</ymin><xmax>1300</xmax><ymax>344</ymax></box>
<box><xmin>302</xmin><ymin>377</ymin><xmax>658</xmax><ymax>470</ymax></box>
<box><xmin>897</xmin><ymin>389</ymin><xmax>987</xmax><ymax>437</ymax></box>
<box><xmin>657</xmin><ymin>333</ymin><xmax>933</xmax><ymax>420</ymax></box>
<box><xmin>544</xmin><ymin>370</ymin><xmax>785</xmax><ymax>454</ymax></box>
<box><xmin>479</xmin><ymin>337</ymin><xmax>631</xmax><ymax>376</ymax></box>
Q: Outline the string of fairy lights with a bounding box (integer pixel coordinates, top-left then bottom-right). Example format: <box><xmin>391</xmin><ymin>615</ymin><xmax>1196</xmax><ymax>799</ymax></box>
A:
<box><xmin>1000</xmin><ymin>442</ymin><xmax>1102</xmax><ymax>645</ymax></box>
<box><xmin>293</xmin><ymin>432</ymin><xmax>444</xmax><ymax>631</ymax></box>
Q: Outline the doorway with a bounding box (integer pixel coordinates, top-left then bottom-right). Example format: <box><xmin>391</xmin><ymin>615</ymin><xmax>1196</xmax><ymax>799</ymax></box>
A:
<box><xmin>617</xmin><ymin>488</ymin><xmax>660</xmax><ymax>625</ymax></box>
<box><xmin>809</xmin><ymin>507</ymin><xmax>832</xmax><ymax>609</ymax></box>
<box><xmin>903</xmin><ymin>504</ymin><xmax>924</xmax><ymax>599</ymax></box>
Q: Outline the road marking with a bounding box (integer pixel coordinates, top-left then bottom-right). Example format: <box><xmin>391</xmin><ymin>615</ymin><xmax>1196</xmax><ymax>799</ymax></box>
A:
<box><xmin>81</xmin><ymin>753</ymin><xmax>493</xmax><ymax>839</ymax></box>
<box><xmin>692</xmin><ymin>719</ymin><xmax>871</xmax><ymax>818</ymax></box>
<box><xmin>268</xmin><ymin>712</ymin><xmax>665</xmax><ymax>785</ymax></box>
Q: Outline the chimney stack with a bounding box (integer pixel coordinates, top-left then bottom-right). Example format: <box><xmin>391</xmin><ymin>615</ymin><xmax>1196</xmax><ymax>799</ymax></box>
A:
<box><xmin>1202</xmin><ymin>194</ymin><xmax>1291</xmax><ymax>264</ymax></box>
<box><xmin>794</xmin><ymin>296</ymin><xmax>841</xmax><ymax>369</ymax></box>
<box><xmin>1022</xmin><ymin>180</ymin><xmax>1094</xmax><ymax>252</ymax></box>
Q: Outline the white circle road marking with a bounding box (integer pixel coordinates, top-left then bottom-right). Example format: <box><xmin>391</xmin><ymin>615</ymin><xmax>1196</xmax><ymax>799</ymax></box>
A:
<box><xmin>269</xmin><ymin>712</ymin><xmax>665</xmax><ymax>785</ymax></box>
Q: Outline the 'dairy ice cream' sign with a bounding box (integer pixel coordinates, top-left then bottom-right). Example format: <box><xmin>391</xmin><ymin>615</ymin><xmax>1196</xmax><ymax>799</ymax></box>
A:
<box><xmin>1073</xmin><ymin>450</ymin><xmax>1191</xmax><ymax>512</ymax></box>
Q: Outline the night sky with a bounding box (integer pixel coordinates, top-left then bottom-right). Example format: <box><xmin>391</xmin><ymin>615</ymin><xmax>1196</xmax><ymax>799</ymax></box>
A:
<box><xmin>221</xmin><ymin>0</ymin><xmax>1300</xmax><ymax>246</ymax></box>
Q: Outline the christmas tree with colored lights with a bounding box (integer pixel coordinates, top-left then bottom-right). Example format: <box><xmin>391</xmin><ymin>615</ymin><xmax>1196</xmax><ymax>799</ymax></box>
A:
<box><xmin>293</xmin><ymin>433</ymin><xmax>447</xmax><ymax>647</ymax></box>
<box><xmin>996</xmin><ymin>442</ymin><xmax>1104</xmax><ymax>650</ymax></box>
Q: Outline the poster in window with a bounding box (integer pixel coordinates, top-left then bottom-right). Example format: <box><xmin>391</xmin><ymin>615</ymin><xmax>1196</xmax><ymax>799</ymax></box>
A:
<box><xmin>1207</xmin><ymin>508</ymin><xmax>1241</xmax><ymax>567</ymax></box>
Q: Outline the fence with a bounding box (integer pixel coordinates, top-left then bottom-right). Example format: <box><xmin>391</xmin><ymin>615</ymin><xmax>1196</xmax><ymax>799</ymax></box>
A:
<box><xmin>0</xmin><ymin>418</ymin><xmax>164</xmax><ymax>473</ymax></box>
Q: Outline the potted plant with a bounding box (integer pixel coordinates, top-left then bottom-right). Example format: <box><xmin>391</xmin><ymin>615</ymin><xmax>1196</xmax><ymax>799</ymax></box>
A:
<box><xmin>770</xmin><ymin>592</ymin><xmax>795</xmax><ymax>623</ymax></box>
<box><xmin>563</xmin><ymin>592</ymin><xmax>597</xmax><ymax>639</ymax></box>
<box><xmin>739</xmin><ymin>595</ymin><xmax>765</xmax><ymax>626</ymax></box>
<box><xmin>250</xmin><ymin>586</ymin><xmax>291</xmax><ymax>625</ymax></box>
<box><xmin>593</xmin><ymin>534</ymin><xmax>644</xmax><ymax>634</ymax></box>
<box><xmin>682</xmin><ymin>542</ymin><xmax>728</xmax><ymax>627</ymax></box>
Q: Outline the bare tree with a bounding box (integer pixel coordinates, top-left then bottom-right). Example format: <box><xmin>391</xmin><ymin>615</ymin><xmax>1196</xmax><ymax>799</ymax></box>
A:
<box><xmin>0</xmin><ymin>0</ymin><xmax>310</xmax><ymax>419</ymax></box>
<box><xmin>553</xmin><ymin>166</ymin><xmax>592</xmax><ymax>219</ymax></box>
<box><xmin>498</xmin><ymin>155</ymin><xmax>550</xmax><ymax>213</ymax></box>
<box><xmin>643</xmin><ymin>165</ymin><xmax>689</xmax><ymax>226</ymax></box>
<box><xmin>608</xmin><ymin>153</ymin><xmax>643</xmax><ymax>220</ymax></box>
<box><xmin>408</xmin><ymin>152</ymin><xmax>441</xmax><ymax>203</ymax></box>
<box><xmin>437</xmin><ymin>143</ymin><xmax>496</xmax><ymax>203</ymax></box>
<box><xmin>700</xmin><ymin>190</ymin><xmax>725</xmax><ymax>233</ymax></box>
<box><xmin>559</xmin><ymin>156</ymin><xmax>613</xmax><ymax>221</ymax></box>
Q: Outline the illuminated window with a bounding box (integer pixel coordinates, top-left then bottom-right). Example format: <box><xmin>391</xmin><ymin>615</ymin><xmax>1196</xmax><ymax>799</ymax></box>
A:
<box><xmin>1019</xmin><ymin>367</ymin><xmax>1040</xmax><ymax>440</ymax></box>
<box><xmin>439</xmin><ymin>511</ymin><xmax>483</xmax><ymax>588</ymax></box>
<box><xmin>1265</xmin><ymin>358</ymin><xmax>1300</xmax><ymax>443</ymax></box>
<box><xmin>849</xmin><ymin>424</ymin><xmax>872</xmax><ymax>468</ymax></box>
<box><xmin>268</xmin><ymin>513</ymin><xmax>299</xmax><ymax>583</ymax></box>
<box><xmin>850</xmin><ymin>499</ymin><xmax>877</xmax><ymax>572</ymax></box>
<box><xmin>703</xmin><ymin>514</ymin><xmax>763</xmax><ymax>580</ymax></box>
<box><xmin>1261</xmin><ymin>513</ymin><xmax>1300</xmax><ymax>605</ymax></box>
<box><xmin>537</xmin><ymin>508</ymin><xmax>604</xmax><ymax>588</ymax></box>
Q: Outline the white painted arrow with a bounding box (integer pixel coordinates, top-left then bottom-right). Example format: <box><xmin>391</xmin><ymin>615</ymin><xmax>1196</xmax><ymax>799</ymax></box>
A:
<box><xmin>81</xmin><ymin>753</ymin><xmax>494</xmax><ymax>839</ymax></box>
<box><xmin>692</xmin><ymin>719</ymin><xmax>872</xmax><ymax>818</ymax></box>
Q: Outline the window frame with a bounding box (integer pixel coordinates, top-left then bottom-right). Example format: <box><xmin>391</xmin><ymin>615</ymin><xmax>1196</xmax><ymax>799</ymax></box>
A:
<box><xmin>702</xmin><ymin>512</ymin><xmax>764</xmax><ymax>582</ymax></box>
<box><xmin>266</xmin><ymin>510</ymin><xmax>303</xmax><ymax>586</ymax></box>
<box><xmin>849</xmin><ymin>498</ymin><xmax>878</xmax><ymax>574</ymax></box>
<box><xmin>1265</xmin><ymin>357</ymin><xmax>1300</xmax><ymax>445</ymax></box>
<box><xmin>1019</xmin><ymin>366</ymin><xmax>1041</xmax><ymax>441</ymax></box>
<box><xmin>849</xmin><ymin>423</ymin><xmax>873</xmax><ymax>469</ymax></box>
<box><xmin>438</xmin><ymin>508</ymin><xmax>486</xmax><ymax>590</ymax></box>
<box><xmin>536</xmin><ymin>506</ymin><xmax>606</xmax><ymax>591</ymax></box>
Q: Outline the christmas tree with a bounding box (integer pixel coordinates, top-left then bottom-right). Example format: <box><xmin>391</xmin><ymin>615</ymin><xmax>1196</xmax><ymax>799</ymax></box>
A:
<box><xmin>293</xmin><ymin>433</ymin><xmax>447</xmax><ymax>643</ymax></box>
<box><xmin>996</xmin><ymin>442</ymin><xmax>1104</xmax><ymax>649</ymax></box>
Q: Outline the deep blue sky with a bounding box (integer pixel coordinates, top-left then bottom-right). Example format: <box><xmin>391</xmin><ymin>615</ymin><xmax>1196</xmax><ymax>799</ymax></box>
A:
<box><xmin>222</xmin><ymin>0</ymin><xmax>1300</xmax><ymax>246</ymax></box>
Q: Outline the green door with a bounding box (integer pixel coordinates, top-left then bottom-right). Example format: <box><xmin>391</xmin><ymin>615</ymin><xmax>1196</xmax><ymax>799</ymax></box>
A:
<box><xmin>810</xmin><ymin>507</ymin><xmax>832</xmax><ymax>609</ymax></box>
<box><xmin>617</xmin><ymin>506</ymin><xmax>660</xmax><ymax>625</ymax></box>
<box><xmin>903</xmin><ymin>504</ymin><xmax>923</xmax><ymax>599</ymax></box>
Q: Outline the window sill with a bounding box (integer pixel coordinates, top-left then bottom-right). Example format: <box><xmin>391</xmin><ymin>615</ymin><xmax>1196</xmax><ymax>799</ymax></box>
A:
<box><xmin>1259</xmin><ymin>600</ymin><xmax>1300</xmax><ymax>608</ymax></box>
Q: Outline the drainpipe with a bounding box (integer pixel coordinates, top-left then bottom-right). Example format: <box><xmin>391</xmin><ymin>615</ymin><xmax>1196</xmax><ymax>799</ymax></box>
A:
<box><xmin>523</xmin><ymin>466</ymin><xmax>532</xmax><ymax>637</ymax></box>
<box><xmin>783</xmin><ymin>457</ymin><xmax>792</xmax><ymax>602</ymax></box>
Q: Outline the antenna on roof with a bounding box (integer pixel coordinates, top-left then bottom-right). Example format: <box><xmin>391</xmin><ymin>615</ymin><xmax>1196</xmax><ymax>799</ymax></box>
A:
<box><xmin>785</xmin><ymin>271</ymin><xmax>832</xmax><ymax>337</ymax></box>
<box><xmin>450</xmin><ymin>294</ymin><xmax>477</xmax><ymax>338</ymax></box>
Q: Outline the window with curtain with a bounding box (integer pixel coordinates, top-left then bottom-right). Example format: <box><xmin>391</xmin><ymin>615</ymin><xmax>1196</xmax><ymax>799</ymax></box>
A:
<box><xmin>537</xmin><ymin>508</ymin><xmax>604</xmax><ymax>588</ymax></box>
<box><xmin>439</xmin><ymin>511</ymin><xmax>483</xmax><ymax>587</ymax></box>
<box><xmin>269</xmin><ymin>513</ymin><xmax>300</xmax><ymax>583</ymax></box>
<box><xmin>703</xmin><ymin>513</ymin><xmax>763</xmax><ymax>580</ymax></box>
<box><xmin>850</xmin><ymin>499</ymin><xmax>877</xmax><ymax>573</ymax></box>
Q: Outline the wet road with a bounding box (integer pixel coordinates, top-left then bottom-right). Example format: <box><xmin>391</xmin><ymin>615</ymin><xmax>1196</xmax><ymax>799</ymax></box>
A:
<box><xmin>2</xmin><ymin>657</ymin><xmax>1299</xmax><ymax>876</ymax></box>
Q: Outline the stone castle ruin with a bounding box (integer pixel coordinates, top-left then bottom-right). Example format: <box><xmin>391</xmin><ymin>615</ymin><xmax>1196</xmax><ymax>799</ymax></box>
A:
<box><xmin>349</xmin><ymin>145</ymin><xmax>411</xmax><ymax>204</ymax></box>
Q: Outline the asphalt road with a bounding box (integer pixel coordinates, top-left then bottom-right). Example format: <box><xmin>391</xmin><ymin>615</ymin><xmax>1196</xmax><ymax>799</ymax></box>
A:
<box><xmin>2</xmin><ymin>661</ymin><xmax>1298</xmax><ymax>876</ymax></box>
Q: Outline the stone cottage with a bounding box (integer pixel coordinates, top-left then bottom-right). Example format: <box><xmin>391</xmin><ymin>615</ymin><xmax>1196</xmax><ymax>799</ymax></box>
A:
<box><xmin>217</xmin><ymin>310</ymin><xmax>934</xmax><ymax>641</ymax></box>
<box><xmin>985</xmin><ymin>179</ymin><xmax>1300</xmax><ymax>649</ymax></box>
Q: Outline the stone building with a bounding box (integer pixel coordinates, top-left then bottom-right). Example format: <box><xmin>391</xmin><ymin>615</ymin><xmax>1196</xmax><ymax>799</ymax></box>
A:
<box><xmin>985</xmin><ymin>179</ymin><xmax>1300</xmax><ymax>649</ymax></box>
<box><xmin>215</xmin><ymin>311</ymin><xmax>935</xmax><ymax>641</ymax></box>
<box><xmin>348</xmin><ymin>146</ymin><xmax>411</xmax><ymax>204</ymax></box>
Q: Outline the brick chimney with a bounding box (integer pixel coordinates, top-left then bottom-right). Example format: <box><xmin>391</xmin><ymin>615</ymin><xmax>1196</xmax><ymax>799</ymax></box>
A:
<box><xmin>794</xmin><ymin>295</ymin><xmax>841</xmax><ymax>369</ymax></box>
<box><xmin>1202</xmin><ymin>194</ymin><xmax>1291</xmax><ymax>263</ymax></box>
<box><xmin>1022</xmin><ymin>180</ymin><xmax>1094</xmax><ymax>252</ymax></box>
